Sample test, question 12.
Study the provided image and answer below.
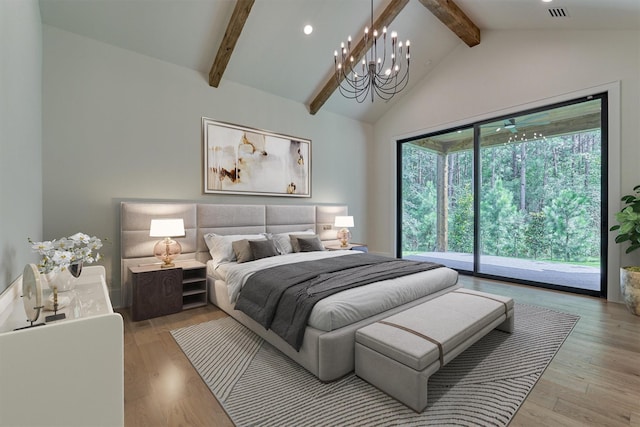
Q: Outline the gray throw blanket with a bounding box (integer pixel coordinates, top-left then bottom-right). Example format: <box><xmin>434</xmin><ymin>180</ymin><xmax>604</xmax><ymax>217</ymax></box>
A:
<box><xmin>234</xmin><ymin>253</ymin><xmax>444</xmax><ymax>351</ymax></box>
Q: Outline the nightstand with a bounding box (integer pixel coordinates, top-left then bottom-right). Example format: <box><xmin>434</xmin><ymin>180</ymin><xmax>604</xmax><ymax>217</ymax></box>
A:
<box><xmin>129</xmin><ymin>260</ymin><xmax>207</xmax><ymax>321</ymax></box>
<box><xmin>324</xmin><ymin>243</ymin><xmax>368</xmax><ymax>252</ymax></box>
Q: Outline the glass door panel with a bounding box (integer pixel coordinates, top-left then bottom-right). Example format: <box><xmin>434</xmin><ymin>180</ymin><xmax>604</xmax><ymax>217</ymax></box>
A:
<box><xmin>399</xmin><ymin>127</ymin><xmax>474</xmax><ymax>272</ymax></box>
<box><xmin>477</xmin><ymin>100</ymin><xmax>603</xmax><ymax>291</ymax></box>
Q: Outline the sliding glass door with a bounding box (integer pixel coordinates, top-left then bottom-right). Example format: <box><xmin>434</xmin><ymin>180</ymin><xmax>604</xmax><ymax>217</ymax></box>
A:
<box><xmin>398</xmin><ymin>94</ymin><xmax>607</xmax><ymax>296</ymax></box>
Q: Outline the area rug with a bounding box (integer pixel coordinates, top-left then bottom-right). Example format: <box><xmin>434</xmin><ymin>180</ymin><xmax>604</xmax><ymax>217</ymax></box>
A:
<box><xmin>171</xmin><ymin>304</ymin><xmax>579</xmax><ymax>426</ymax></box>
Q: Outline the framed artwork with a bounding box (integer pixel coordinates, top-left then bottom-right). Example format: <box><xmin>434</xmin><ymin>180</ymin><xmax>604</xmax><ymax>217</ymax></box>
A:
<box><xmin>202</xmin><ymin>118</ymin><xmax>311</xmax><ymax>197</ymax></box>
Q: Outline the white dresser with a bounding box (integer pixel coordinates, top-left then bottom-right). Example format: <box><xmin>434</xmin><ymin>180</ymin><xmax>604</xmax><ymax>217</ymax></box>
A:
<box><xmin>0</xmin><ymin>266</ymin><xmax>124</xmax><ymax>427</ymax></box>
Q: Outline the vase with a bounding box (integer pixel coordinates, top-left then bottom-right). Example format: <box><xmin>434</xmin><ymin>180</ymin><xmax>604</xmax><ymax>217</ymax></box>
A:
<box><xmin>43</xmin><ymin>262</ymin><xmax>83</xmax><ymax>292</ymax></box>
<box><xmin>620</xmin><ymin>267</ymin><xmax>640</xmax><ymax>316</ymax></box>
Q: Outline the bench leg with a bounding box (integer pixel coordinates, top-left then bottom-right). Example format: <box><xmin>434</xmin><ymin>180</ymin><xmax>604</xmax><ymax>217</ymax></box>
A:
<box><xmin>355</xmin><ymin>343</ymin><xmax>436</xmax><ymax>412</ymax></box>
<box><xmin>496</xmin><ymin>314</ymin><xmax>514</xmax><ymax>333</ymax></box>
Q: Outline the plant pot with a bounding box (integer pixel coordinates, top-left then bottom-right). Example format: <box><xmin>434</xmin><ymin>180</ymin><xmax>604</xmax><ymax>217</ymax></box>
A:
<box><xmin>620</xmin><ymin>267</ymin><xmax>640</xmax><ymax>316</ymax></box>
<box><xmin>42</xmin><ymin>262</ymin><xmax>83</xmax><ymax>292</ymax></box>
<box><xmin>43</xmin><ymin>269</ymin><xmax>76</xmax><ymax>292</ymax></box>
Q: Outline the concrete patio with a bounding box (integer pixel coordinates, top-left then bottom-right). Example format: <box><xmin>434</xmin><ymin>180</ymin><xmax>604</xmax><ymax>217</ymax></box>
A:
<box><xmin>405</xmin><ymin>251</ymin><xmax>601</xmax><ymax>292</ymax></box>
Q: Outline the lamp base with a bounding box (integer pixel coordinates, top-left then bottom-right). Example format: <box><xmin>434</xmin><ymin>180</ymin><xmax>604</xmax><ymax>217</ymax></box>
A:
<box><xmin>154</xmin><ymin>238</ymin><xmax>182</xmax><ymax>269</ymax></box>
<box><xmin>337</xmin><ymin>228</ymin><xmax>351</xmax><ymax>247</ymax></box>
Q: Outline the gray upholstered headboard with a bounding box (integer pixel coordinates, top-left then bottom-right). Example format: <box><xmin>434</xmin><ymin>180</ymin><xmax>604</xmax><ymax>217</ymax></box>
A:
<box><xmin>120</xmin><ymin>202</ymin><xmax>347</xmax><ymax>307</ymax></box>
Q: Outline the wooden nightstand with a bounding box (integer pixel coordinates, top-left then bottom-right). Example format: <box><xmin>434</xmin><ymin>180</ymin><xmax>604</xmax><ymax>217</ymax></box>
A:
<box><xmin>324</xmin><ymin>243</ymin><xmax>368</xmax><ymax>252</ymax></box>
<box><xmin>129</xmin><ymin>260</ymin><xmax>207</xmax><ymax>321</ymax></box>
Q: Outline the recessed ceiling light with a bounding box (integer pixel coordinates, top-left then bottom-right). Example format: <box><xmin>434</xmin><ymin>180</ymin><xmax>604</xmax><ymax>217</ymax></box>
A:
<box><xmin>303</xmin><ymin>24</ymin><xmax>313</xmax><ymax>35</ymax></box>
<box><xmin>542</xmin><ymin>0</ymin><xmax>552</xmax><ymax>2</ymax></box>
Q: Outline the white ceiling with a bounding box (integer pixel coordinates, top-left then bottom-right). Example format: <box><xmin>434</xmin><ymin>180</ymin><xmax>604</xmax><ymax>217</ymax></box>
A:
<box><xmin>39</xmin><ymin>0</ymin><xmax>640</xmax><ymax>123</ymax></box>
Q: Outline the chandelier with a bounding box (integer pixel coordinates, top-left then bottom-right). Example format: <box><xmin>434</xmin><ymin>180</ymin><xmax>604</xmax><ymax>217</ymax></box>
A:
<box><xmin>333</xmin><ymin>0</ymin><xmax>410</xmax><ymax>103</ymax></box>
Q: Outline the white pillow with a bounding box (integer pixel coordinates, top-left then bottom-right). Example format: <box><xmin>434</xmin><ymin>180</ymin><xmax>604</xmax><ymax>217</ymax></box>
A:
<box><xmin>204</xmin><ymin>233</ymin><xmax>265</xmax><ymax>265</ymax></box>
<box><xmin>271</xmin><ymin>229</ymin><xmax>314</xmax><ymax>254</ymax></box>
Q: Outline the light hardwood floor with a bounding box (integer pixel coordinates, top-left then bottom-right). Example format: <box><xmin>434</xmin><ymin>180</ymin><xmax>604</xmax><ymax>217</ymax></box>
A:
<box><xmin>120</xmin><ymin>276</ymin><xmax>640</xmax><ymax>426</ymax></box>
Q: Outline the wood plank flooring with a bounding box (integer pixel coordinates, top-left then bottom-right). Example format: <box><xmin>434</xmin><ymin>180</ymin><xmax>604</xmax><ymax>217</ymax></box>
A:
<box><xmin>120</xmin><ymin>276</ymin><xmax>640</xmax><ymax>426</ymax></box>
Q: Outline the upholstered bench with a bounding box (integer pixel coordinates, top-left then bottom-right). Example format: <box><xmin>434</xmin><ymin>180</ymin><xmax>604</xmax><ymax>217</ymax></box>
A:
<box><xmin>355</xmin><ymin>289</ymin><xmax>514</xmax><ymax>412</ymax></box>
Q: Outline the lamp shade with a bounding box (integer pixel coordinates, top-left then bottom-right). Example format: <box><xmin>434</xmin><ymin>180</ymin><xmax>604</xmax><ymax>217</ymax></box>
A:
<box><xmin>334</xmin><ymin>216</ymin><xmax>354</xmax><ymax>228</ymax></box>
<box><xmin>149</xmin><ymin>219</ymin><xmax>185</xmax><ymax>238</ymax></box>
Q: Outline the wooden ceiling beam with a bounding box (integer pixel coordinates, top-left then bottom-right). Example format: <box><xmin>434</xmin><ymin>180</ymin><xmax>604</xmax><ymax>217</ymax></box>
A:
<box><xmin>208</xmin><ymin>0</ymin><xmax>255</xmax><ymax>88</ymax></box>
<box><xmin>308</xmin><ymin>0</ymin><xmax>410</xmax><ymax>116</ymax></box>
<box><xmin>418</xmin><ymin>0</ymin><xmax>480</xmax><ymax>47</ymax></box>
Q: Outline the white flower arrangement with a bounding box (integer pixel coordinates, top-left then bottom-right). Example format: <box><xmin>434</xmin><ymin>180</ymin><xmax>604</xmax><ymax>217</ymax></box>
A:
<box><xmin>28</xmin><ymin>232</ymin><xmax>103</xmax><ymax>274</ymax></box>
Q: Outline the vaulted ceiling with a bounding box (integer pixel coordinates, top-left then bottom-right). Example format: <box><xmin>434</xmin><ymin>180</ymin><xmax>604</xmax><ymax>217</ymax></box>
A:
<box><xmin>40</xmin><ymin>0</ymin><xmax>640</xmax><ymax>123</ymax></box>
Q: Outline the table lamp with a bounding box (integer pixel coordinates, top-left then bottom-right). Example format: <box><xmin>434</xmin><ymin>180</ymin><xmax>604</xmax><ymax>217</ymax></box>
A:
<box><xmin>334</xmin><ymin>216</ymin><xmax>354</xmax><ymax>247</ymax></box>
<box><xmin>149</xmin><ymin>218</ymin><xmax>185</xmax><ymax>268</ymax></box>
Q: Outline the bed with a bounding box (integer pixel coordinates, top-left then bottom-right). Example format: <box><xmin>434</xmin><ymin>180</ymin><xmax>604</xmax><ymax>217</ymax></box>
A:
<box><xmin>121</xmin><ymin>202</ymin><xmax>459</xmax><ymax>381</ymax></box>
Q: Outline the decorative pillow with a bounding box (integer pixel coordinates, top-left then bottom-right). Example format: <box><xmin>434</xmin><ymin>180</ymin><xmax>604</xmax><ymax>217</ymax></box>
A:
<box><xmin>260</xmin><ymin>232</ymin><xmax>281</xmax><ymax>254</ymax></box>
<box><xmin>249</xmin><ymin>239</ymin><xmax>279</xmax><ymax>260</ymax></box>
<box><xmin>232</xmin><ymin>239</ymin><xmax>256</xmax><ymax>264</ymax></box>
<box><xmin>203</xmin><ymin>233</ymin><xmax>265</xmax><ymax>265</ymax></box>
<box><xmin>297</xmin><ymin>235</ymin><xmax>325</xmax><ymax>252</ymax></box>
<box><xmin>271</xmin><ymin>229</ymin><xmax>314</xmax><ymax>254</ymax></box>
<box><xmin>290</xmin><ymin>233</ymin><xmax>322</xmax><ymax>253</ymax></box>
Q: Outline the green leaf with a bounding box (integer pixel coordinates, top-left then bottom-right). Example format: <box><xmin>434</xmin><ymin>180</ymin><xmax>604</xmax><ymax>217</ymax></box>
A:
<box><xmin>626</xmin><ymin>244</ymin><xmax>640</xmax><ymax>254</ymax></box>
<box><xmin>615</xmin><ymin>234</ymin><xmax>630</xmax><ymax>243</ymax></box>
<box><xmin>620</xmin><ymin>223</ymin><xmax>634</xmax><ymax>234</ymax></box>
<box><xmin>621</xmin><ymin>195</ymin><xmax>637</xmax><ymax>203</ymax></box>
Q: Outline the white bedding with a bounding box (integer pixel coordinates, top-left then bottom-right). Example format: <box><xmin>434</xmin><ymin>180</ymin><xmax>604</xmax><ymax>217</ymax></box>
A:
<box><xmin>208</xmin><ymin>251</ymin><xmax>458</xmax><ymax>332</ymax></box>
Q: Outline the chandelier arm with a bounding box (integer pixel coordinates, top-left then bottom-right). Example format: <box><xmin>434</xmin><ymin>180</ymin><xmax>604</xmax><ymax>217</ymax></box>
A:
<box><xmin>373</xmin><ymin>77</ymin><xmax>402</xmax><ymax>101</ymax></box>
<box><xmin>346</xmin><ymin>57</ymin><xmax>365</xmax><ymax>81</ymax></box>
<box><xmin>374</xmin><ymin>68</ymin><xmax>410</xmax><ymax>98</ymax></box>
<box><xmin>336</xmin><ymin>80</ymin><xmax>361</xmax><ymax>97</ymax></box>
<box><xmin>341</xmin><ymin>78</ymin><xmax>371</xmax><ymax>103</ymax></box>
<box><xmin>377</xmin><ymin>31</ymin><xmax>388</xmax><ymax>74</ymax></box>
<box><xmin>377</xmin><ymin>72</ymin><xmax>407</xmax><ymax>93</ymax></box>
<box><xmin>339</xmin><ymin>68</ymin><xmax>372</xmax><ymax>93</ymax></box>
<box><xmin>373</xmin><ymin>64</ymin><xmax>405</xmax><ymax>89</ymax></box>
<box><xmin>338</xmin><ymin>76</ymin><xmax>373</xmax><ymax>99</ymax></box>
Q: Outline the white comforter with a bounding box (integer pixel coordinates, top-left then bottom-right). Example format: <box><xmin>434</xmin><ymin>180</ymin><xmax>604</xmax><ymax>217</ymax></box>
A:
<box><xmin>211</xmin><ymin>251</ymin><xmax>458</xmax><ymax>332</ymax></box>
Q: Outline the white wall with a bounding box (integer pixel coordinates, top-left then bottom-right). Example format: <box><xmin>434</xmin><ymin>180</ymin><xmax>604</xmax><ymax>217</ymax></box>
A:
<box><xmin>0</xmin><ymin>0</ymin><xmax>43</xmax><ymax>296</ymax></box>
<box><xmin>42</xmin><ymin>26</ymin><xmax>372</xmax><ymax>306</ymax></box>
<box><xmin>372</xmin><ymin>29</ymin><xmax>640</xmax><ymax>302</ymax></box>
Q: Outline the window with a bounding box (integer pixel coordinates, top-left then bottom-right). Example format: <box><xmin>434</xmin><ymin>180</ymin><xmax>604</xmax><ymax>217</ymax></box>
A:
<box><xmin>398</xmin><ymin>94</ymin><xmax>607</xmax><ymax>297</ymax></box>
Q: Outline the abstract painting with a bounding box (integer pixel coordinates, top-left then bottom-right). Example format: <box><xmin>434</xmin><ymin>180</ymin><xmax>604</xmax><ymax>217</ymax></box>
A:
<box><xmin>202</xmin><ymin>118</ymin><xmax>311</xmax><ymax>197</ymax></box>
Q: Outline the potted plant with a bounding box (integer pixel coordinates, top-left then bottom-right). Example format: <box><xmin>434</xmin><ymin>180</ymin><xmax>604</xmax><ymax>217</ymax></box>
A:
<box><xmin>610</xmin><ymin>185</ymin><xmax>640</xmax><ymax>315</ymax></box>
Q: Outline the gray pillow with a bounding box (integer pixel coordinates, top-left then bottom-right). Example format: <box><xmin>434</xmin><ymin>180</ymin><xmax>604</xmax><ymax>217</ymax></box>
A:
<box><xmin>232</xmin><ymin>239</ymin><xmax>256</xmax><ymax>263</ymax></box>
<box><xmin>249</xmin><ymin>239</ymin><xmax>279</xmax><ymax>260</ymax></box>
<box><xmin>296</xmin><ymin>235</ymin><xmax>325</xmax><ymax>252</ymax></box>
<box><xmin>274</xmin><ymin>230</ymin><xmax>314</xmax><ymax>254</ymax></box>
<box><xmin>290</xmin><ymin>233</ymin><xmax>321</xmax><ymax>253</ymax></box>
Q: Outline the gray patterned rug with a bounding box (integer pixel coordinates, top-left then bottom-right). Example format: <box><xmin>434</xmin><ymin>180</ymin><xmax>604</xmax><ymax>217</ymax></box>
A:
<box><xmin>171</xmin><ymin>303</ymin><xmax>578</xmax><ymax>426</ymax></box>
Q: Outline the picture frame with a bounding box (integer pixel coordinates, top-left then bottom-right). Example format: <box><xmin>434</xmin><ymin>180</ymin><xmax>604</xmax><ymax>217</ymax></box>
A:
<box><xmin>202</xmin><ymin>118</ymin><xmax>311</xmax><ymax>197</ymax></box>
